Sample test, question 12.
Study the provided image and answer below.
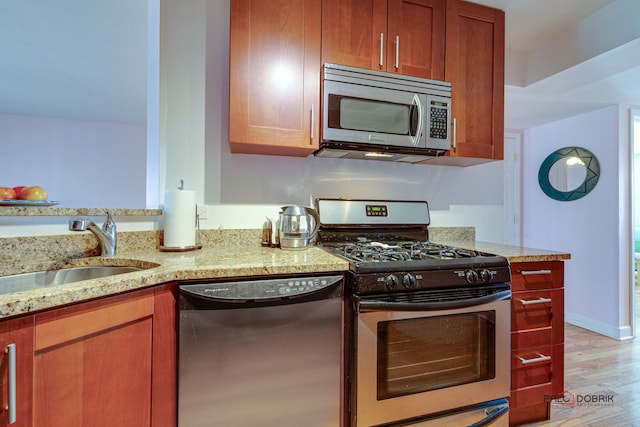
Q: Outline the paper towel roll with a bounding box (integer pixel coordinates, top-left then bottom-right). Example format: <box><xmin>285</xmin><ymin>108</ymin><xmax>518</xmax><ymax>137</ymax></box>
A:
<box><xmin>163</xmin><ymin>189</ymin><xmax>196</xmax><ymax>248</ymax></box>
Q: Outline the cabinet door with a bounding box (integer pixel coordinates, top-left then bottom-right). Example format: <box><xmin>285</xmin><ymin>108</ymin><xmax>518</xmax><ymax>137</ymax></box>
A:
<box><xmin>443</xmin><ymin>0</ymin><xmax>504</xmax><ymax>162</ymax></box>
<box><xmin>387</xmin><ymin>0</ymin><xmax>445</xmax><ymax>79</ymax></box>
<box><xmin>0</xmin><ymin>316</ymin><xmax>33</xmax><ymax>427</ymax></box>
<box><xmin>229</xmin><ymin>0</ymin><xmax>321</xmax><ymax>156</ymax></box>
<box><xmin>33</xmin><ymin>290</ymin><xmax>155</xmax><ymax>427</ymax></box>
<box><xmin>322</xmin><ymin>0</ymin><xmax>387</xmax><ymax>71</ymax></box>
<box><xmin>322</xmin><ymin>0</ymin><xmax>445</xmax><ymax>79</ymax></box>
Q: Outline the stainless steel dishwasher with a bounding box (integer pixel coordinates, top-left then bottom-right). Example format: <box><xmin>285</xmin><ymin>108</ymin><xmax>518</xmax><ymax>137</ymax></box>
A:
<box><xmin>178</xmin><ymin>274</ymin><xmax>343</xmax><ymax>427</ymax></box>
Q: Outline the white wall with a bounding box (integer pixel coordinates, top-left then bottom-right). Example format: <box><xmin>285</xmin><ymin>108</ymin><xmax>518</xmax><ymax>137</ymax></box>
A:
<box><xmin>522</xmin><ymin>105</ymin><xmax>633</xmax><ymax>339</ymax></box>
<box><xmin>0</xmin><ymin>114</ymin><xmax>146</xmax><ymax>207</ymax></box>
<box><xmin>1</xmin><ymin>0</ymin><xmax>508</xmax><ymax>244</ymax></box>
<box><xmin>165</xmin><ymin>0</ymin><xmax>507</xmax><ymax>241</ymax></box>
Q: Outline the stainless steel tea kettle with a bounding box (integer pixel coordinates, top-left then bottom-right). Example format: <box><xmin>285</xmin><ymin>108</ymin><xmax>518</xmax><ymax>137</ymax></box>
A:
<box><xmin>278</xmin><ymin>205</ymin><xmax>320</xmax><ymax>250</ymax></box>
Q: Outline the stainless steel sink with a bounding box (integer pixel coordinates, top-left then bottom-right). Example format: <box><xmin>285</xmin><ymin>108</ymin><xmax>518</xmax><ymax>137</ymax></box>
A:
<box><xmin>0</xmin><ymin>265</ymin><xmax>146</xmax><ymax>294</ymax></box>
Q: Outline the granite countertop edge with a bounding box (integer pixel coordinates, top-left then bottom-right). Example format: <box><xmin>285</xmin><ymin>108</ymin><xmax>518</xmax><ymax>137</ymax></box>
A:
<box><xmin>0</xmin><ymin>241</ymin><xmax>571</xmax><ymax>320</ymax></box>
<box><xmin>434</xmin><ymin>239</ymin><xmax>572</xmax><ymax>263</ymax></box>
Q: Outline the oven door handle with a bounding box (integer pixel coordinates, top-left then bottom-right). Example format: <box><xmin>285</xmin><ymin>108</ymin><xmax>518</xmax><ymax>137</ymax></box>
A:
<box><xmin>356</xmin><ymin>290</ymin><xmax>511</xmax><ymax>312</ymax></box>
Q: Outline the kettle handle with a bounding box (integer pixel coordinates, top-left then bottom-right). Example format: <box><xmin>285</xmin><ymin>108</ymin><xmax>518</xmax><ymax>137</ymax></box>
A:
<box><xmin>305</xmin><ymin>207</ymin><xmax>320</xmax><ymax>239</ymax></box>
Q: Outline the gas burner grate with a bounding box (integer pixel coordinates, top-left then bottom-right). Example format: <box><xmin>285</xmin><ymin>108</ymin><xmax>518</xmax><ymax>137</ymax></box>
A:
<box><xmin>342</xmin><ymin>243</ymin><xmax>413</xmax><ymax>263</ymax></box>
<box><xmin>335</xmin><ymin>241</ymin><xmax>483</xmax><ymax>264</ymax></box>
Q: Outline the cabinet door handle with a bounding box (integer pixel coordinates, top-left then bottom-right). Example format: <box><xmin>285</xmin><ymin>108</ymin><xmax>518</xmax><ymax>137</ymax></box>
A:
<box><xmin>310</xmin><ymin>104</ymin><xmax>314</xmax><ymax>143</ymax></box>
<box><xmin>519</xmin><ymin>297</ymin><xmax>552</xmax><ymax>306</ymax></box>
<box><xmin>379</xmin><ymin>33</ymin><xmax>384</xmax><ymax>67</ymax></box>
<box><xmin>517</xmin><ymin>353</ymin><xmax>551</xmax><ymax>365</ymax></box>
<box><xmin>452</xmin><ymin>118</ymin><xmax>457</xmax><ymax>149</ymax></box>
<box><xmin>520</xmin><ymin>269</ymin><xmax>552</xmax><ymax>276</ymax></box>
<box><xmin>5</xmin><ymin>343</ymin><xmax>16</xmax><ymax>424</ymax></box>
<box><xmin>394</xmin><ymin>35</ymin><xmax>400</xmax><ymax>69</ymax></box>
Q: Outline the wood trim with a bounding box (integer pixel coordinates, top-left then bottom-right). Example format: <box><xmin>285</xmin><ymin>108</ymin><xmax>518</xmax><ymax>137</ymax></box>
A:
<box><xmin>151</xmin><ymin>283</ymin><xmax>178</xmax><ymax>427</ymax></box>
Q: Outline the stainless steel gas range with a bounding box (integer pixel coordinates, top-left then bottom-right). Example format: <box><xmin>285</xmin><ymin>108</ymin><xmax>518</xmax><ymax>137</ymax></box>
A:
<box><xmin>316</xmin><ymin>199</ymin><xmax>511</xmax><ymax>427</ymax></box>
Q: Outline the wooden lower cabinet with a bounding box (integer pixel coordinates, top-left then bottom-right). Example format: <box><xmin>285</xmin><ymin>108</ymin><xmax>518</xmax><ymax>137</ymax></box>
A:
<box><xmin>34</xmin><ymin>290</ymin><xmax>155</xmax><ymax>426</ymax></box>
<box><xmin>508</xmin><ymin>261</ymin><xmax>565</xmax><ymax>426</ymax></box>
<box><xmin>0</xmin><ymin>316</ymin><xmax>34</xmax><ymax>426</ymax></box>
<box><xmin>0</xmin><ymin>284</ymin><xmax>178</xmax><ymax>427</ymax></box>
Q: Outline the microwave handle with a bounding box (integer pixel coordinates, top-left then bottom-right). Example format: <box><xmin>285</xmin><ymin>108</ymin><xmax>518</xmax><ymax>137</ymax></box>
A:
<box><xmin>410</xmin><ymin>95</ymin><xmax>423</xmax><ymax>146</ymax></box>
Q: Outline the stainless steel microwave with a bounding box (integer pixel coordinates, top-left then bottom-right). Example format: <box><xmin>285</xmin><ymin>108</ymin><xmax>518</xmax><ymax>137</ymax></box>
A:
<box><xmin>315</xmin><ymin>63</ymin><xmax>452</xmax><ymax>163</ymax></box>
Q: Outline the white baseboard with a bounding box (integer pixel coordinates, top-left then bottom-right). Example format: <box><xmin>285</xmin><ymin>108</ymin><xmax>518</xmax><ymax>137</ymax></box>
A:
<box><xmin>565</xmin><ymin>312</ymin><xmax>633</xmax><ymax>340</ymax></box>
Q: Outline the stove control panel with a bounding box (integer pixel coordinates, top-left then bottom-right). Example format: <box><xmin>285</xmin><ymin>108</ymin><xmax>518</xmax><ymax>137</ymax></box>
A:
<box><xmin>354</xmin><ymin>266</ymin><xmax>510</xmax><ymax>294</ymax></box>
<box><xmin>383</xmin><ymin>273</ymin><xmax>422</xmax><ymax>290</ymax></box>
<box><xmin>463</xmin><ymin>269</ymin><xmax>496</xmax><ymax>284</ymax></box>
<box><xmin>366</xmin><ymin>204</ymin><xmax>388</xmax><ymax>217</ymax></box>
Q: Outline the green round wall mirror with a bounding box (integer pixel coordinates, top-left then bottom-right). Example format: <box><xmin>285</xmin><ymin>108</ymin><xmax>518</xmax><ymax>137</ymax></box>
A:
<box><xmin>538</xmin><ymin>147</ymin><xmax>600</xmax><ymax>201</ymax></box>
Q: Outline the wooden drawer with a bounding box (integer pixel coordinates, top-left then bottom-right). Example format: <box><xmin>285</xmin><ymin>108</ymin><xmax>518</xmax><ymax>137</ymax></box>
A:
<box><xmin>511</xmin><ymin>288</ymin><xmax>564</xmax><ymax>344</ymax></box>
<box><xmin>512</xmin><ymin>346</ymin><xmax>552</xmax><ymax>389</ymax></box>
<box><xmin>510</xmin><ymin>261</ymin><xmax>564</xmax><ymax>292</ymax></box>
<box><xmin>512</xmin><ymin>344</ymin><xmax>564</xmax><ymax>392</ymax></box>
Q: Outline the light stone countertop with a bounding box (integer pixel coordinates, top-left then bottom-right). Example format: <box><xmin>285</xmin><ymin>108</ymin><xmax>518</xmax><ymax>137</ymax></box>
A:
<box><xmin>0</xmin><ymin>235</ymin><xmax>570</xmax><ymax>320</ymax></box>
<box><xmin>431</xmin><ymin>239</ymin><xmax>572</xmax><ymax>263</ymax></box>
<box><xmin>0</xmin><ymin>245</ymin><xmax>349</xmax><ymax>319</ymax></box>
<box><xmin>0</xmin><ymin>207</ymin><xmax>162</xmax><ymax>216</ymax></box>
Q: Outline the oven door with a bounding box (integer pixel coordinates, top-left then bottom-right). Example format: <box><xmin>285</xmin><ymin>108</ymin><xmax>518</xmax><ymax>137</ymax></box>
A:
<box><xmin>323</xmin><ymin>79</ymin><xmax>426</xmax><ymax>148</ymax></box>
<box><xmin>353</xmin><ymin>286</ymin><xmax>511</xmax><ymax>427</ymax></box>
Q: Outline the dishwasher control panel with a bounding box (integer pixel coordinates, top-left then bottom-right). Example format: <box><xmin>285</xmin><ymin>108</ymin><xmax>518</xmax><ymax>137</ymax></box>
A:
<box><xmin>179</xmin><ymin>275</ymin><xmax>343</xmax><ymax>301</ymax></box>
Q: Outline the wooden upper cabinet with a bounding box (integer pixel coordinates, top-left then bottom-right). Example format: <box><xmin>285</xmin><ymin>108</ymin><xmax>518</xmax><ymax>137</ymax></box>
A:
<box><xmin>229</xmin><ymin>0</ymin><xmax>321</xmax><ymax>156</ymax></box>
<box><xmin>438</xmin><ymin>0</ymin><xmax>505</xmax><ymax>165</ymax></box>
<box><xmin>387</xmin><ymin>0</ymin><xmax>446</xmax><ymax>79</ymax></box>
<box><xmin>322</xmin><ymin>0</ymin><xmax>446</xmax><ymax>79</ymax></box>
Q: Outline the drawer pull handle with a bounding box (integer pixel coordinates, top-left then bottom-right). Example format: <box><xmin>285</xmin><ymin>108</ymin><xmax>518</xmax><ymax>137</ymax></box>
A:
<box><xmin>6</xmin><ymin>343</ymin><xmax>16</xmax><ymax>424</ymax></box>
<box><xmin>310</xmin><ymin>104</ymin><xmax>314</xmax><ymax>143</ymax></box>
<box><xmin>519</xmin><ymin>297</ymin><xmax>552</xmax><ymax>306</ymax></box>
<box><xmin>517</xmin><ymin>353</ymin><xmax>551</xmax><ymax>365</ymax></box>
<box><xmin>520</xmin><ymin>269</ymin><xmax>552</xmax><ymax>276</ymax></box>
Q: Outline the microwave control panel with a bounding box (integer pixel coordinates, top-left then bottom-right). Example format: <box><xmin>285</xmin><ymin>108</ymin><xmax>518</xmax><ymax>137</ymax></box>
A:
<box><xmin>429</xmin><ymin>100</ymin><xmax>449</xmax><ymax>140</ymax></box>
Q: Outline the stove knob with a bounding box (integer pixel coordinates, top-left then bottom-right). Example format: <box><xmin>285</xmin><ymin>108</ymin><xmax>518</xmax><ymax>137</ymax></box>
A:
<box><xmin>465</xmin><ymin>269</ymin><xmax>479</xmax><ymax>284</ymax></box>
<box><xmin>402</xmin><ymin>274</ymin><xmax>417</xmax><ymax>288</ymax></box>
<box><xmin>384</xmin><ymin>274</ymin><xmax>399</xmax><ymax>290</ymax></box>
<box><xmin>479</xmin><ymin>269</ymin><xmax>494</xmax><ymax>283</ymax></box>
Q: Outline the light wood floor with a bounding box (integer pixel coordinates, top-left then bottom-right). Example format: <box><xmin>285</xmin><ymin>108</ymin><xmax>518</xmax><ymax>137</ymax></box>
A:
<box><xmin>523</xmin><ymin>288</ymin><xmax>640</xmax><ymax>426</ymax></box>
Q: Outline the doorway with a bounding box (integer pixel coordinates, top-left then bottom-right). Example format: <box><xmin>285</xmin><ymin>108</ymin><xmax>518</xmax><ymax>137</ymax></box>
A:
<box><xmin>632</xmin><ymin>109</ymin><xmax>640</xmax><ymax>337</ymax></box>
<box><xmin>504</xmin><ymin>133</ymin><xmax>522</xmax><ymax>246</ymax></box>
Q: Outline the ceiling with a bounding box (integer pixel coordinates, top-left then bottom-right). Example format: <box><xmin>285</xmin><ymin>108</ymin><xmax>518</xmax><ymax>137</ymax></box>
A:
<box><xmin>0</xmin><ymin>0</ymin><xmax>638</xmax><ymax>130</ymax></box>
<box><xmin>0</xmin><ymin>0</ymin><xmax>147</xmax><ymax>126</ymax></box>
<box><xmin>472</xmin><ymin>0</ymin><xmax>640</xmax><ymax>129</ymax></box>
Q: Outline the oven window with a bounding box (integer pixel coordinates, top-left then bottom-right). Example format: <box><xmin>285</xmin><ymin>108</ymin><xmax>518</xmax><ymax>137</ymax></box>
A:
<box><xmin>328</xmin><ymin>94</ymin><xmax>411</xmax><ymax>135</ymax></box>
<box><xmin>376</xmin><ymin>311</ymin><xmax>496</xmax><ymax>400</ymax></box>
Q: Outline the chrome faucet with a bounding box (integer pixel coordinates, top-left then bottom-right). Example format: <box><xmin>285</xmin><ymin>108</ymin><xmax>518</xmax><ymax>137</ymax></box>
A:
<box><xmin>69</xmin><ymin>212</ymin><xmax>117</xmax><ymax>256</ymax></box>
